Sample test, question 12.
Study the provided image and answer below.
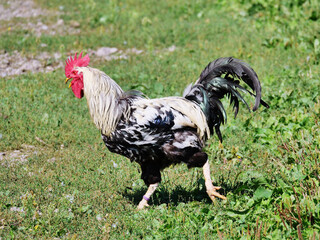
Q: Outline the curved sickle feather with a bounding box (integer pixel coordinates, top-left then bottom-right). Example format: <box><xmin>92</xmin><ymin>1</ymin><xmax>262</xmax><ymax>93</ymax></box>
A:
<box><xmin>198</xmin><ymin>57</ymin><xmax>263</xmax><ymax>111</ymax></box>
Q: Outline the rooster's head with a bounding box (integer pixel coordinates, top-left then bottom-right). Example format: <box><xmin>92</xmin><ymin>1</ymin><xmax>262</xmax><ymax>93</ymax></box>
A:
<box><xmin>65</xmin><ymin>52</ymin><xmax>90</xmax><ymax>98</ymax></box>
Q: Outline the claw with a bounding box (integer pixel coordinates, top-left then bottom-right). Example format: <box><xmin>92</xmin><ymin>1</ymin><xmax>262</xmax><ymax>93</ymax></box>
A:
<box><xmin>207</xmin><ymin>186</ymin><xmax>227</xmax><ymax>201</ymax></box>
<box><xmin>137</xmin><ymin>200</ymin><xmax>149</xmax><ymax>210</ymax></box>
<box><xmin>202</xmin><ymin>161</ymin><xmax>227</xmax><ymax>202</ymax></box>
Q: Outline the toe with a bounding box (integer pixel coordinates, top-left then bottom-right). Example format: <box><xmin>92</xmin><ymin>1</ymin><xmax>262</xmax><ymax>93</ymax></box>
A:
<box><xmin>207</xmin><ymin>187</ymin><xmax>227</xmax><ymax>201</ymax></box>
<box><xmin>211</xmin><ymin>191</ymin><xmax>227</xmax><ymax>200</ymax></box>
<box><xmin>137</xmin><ymin>201</ymin><xmax>149</xmax><ymax>210</ymax></box>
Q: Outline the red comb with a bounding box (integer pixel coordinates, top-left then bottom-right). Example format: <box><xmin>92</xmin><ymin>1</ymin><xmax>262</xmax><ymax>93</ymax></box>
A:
<box><xmin>65</xmin><ymin>52</ymin><xmax>90</xmax><ymax>77</ymax></box>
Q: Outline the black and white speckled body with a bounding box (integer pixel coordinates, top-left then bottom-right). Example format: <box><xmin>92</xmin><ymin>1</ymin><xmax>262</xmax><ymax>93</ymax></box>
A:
<box><xmin>102</xmin><ymin>98</ymin><xmax>208</xmax><ymax>185</ymax></box>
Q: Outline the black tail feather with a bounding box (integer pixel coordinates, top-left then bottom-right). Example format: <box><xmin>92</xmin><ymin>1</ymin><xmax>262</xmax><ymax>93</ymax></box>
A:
<box><xmin>198</xmin><ymin>57</ymin><xmax>264</xmax><ymax>111</ymax></box>
<box><xmin>184</xmin><ymin>57</ymin><xmax>269</xmax><ymax>141</ymax></box>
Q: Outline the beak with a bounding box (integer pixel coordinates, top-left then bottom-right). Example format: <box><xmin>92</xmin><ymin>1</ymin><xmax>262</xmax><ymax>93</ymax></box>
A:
<box><xmin>65</xmin><ymin>77</ymin><xmax>72</xmax><ymax>88</ymax></box>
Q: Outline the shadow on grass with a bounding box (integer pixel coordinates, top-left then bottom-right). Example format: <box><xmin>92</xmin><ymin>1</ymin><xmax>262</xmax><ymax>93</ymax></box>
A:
<box><xmin>122</xmin><ymin>178</ymin><xmax>233</xmax><ymax>207</ymax></box>
<box><xmin>122</xmin><ymin>176</ymin><xmax>267</xmax><ymax>208</ymax></box>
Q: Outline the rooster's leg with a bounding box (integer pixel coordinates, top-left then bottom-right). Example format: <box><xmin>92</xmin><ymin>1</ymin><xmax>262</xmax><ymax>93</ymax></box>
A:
<box><xmin>137</xmin><ymin>183</ymin><xmax>159</xmax><ymax>209</ymax></box>
<box><xmin>203</xmin><ymin>160</ymin><xmax>226</xmax><ymax>201</ymax></box>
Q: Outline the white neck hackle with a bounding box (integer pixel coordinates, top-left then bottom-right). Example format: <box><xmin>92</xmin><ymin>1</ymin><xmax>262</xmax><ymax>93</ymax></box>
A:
<box><xmin>76</xmin><ymin>67</ymin><xmax>128</xmax><ymax>136</ymax></box>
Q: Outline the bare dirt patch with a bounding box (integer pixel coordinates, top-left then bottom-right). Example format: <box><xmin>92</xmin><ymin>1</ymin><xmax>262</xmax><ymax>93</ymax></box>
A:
<box><xmin>0</xmin><ymin>47</ymin><xmax>143</xmax><ymax>77</ymax></box>
<box><xmin>89</xmin><ymin>47</ymin><xmax>144</xmax><ymax>61</ymax></box>
<box><xmin>0</xmin><ymin>144</ymin><xmax>40</xmax><ymax>167</ymax></box>
<box><xmin>0</xmin><ymin>0</ymin><xmax>79</xmax><ymax>36</ymax></box>
<box><xmin>0</xmin><ymin>0</ymin><xmax>48</xmax><ymax>21</ymax></box>
<box><xmin>0</xmin><ymin>45</ymin><xmax>176</xmax><ymax>77</ymax></box>
<box><xmin>0</xmin><ymin>50</ymin><xmax>63</xmax><ymax>77</ymax></box>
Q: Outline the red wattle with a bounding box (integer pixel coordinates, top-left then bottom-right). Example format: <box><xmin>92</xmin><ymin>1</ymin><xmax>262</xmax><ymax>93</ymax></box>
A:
<box><xmin>71</xmin><ymin>78</ymin><xmax>84</xmax><ymax>98</ymax></box>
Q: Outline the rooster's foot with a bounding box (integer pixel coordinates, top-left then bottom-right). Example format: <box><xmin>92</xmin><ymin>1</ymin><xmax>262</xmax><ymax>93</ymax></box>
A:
<box><xmin>203</xmin><ymin>160</ymin><xmax>227</xmax><ymax>202</ymax></box>
<box><xmin>206</xmin><ymin>186</ymin><xmax>227</xmax><ymax>202</ymax></box>
<box><xmin>137</xmin><ymin>200</ymin><xmax>149</xmax><ymax>210</ymax></box>
<box><xmin>137</xmin><ymin>183</ymin><xmax>159</xmax><ymax>210</ymax></box>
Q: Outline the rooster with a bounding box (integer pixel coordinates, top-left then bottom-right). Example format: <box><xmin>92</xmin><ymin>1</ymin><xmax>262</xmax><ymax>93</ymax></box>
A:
<box><xmin>65</xmin><ymin>53</ymin><xmax>269</xmax><ymax>209</ymax></box>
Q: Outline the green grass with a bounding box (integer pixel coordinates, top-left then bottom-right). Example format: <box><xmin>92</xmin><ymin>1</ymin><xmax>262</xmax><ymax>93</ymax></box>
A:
<box><xmin>1</xmin><ymin>0</ymin><xmax>320</xmax><ymax>239</ymax></box>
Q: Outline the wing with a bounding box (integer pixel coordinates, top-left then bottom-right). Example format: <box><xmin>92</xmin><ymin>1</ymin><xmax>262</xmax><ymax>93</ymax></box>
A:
<box><xmin>104</xmin><ymin>97</ymin><xmax>208</xmax><ymax>163</ymax></box>
<box><xmin>114</xmin><ymin>99</ymin><xmax>195</xmax><ymax>147</ymax></box>
<box><xmin>131</xmin><ymin>97</ymin><xmax>209</xmax><ymax>141</ymax></box>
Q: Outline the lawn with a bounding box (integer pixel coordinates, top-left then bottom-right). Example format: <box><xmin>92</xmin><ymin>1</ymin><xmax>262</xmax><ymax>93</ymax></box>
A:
<box><xmin>0</xmin><ymin>0</ymin><xmax>320</xmax><ymax>239</ymax></box>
